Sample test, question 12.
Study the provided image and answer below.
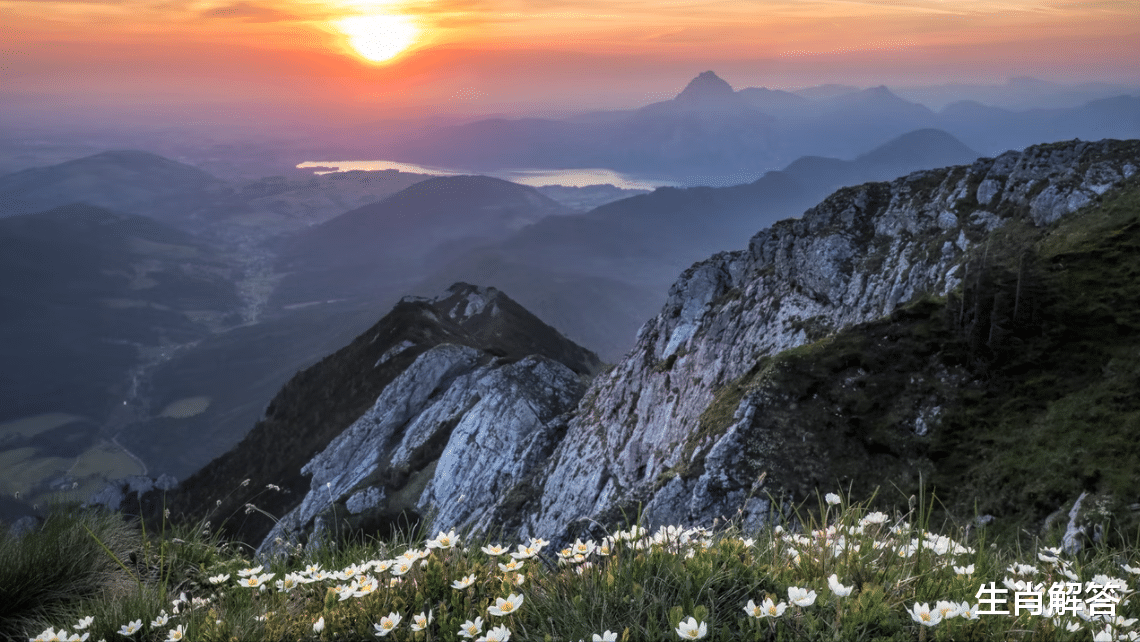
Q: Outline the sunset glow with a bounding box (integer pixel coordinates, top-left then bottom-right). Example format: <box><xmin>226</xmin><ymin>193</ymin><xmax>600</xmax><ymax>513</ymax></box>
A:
<box><xmin>2</xmin><ymin>0</ymin><xmax>1137</xmax><ymax>121</ymax></box>
<box><xmin>336</xmin><ymin>14</ymin><xmax>419</xmax><ymax>62</ymax></box>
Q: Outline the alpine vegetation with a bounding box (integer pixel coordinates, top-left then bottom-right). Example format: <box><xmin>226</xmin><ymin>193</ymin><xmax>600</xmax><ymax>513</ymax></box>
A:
<box><xmin>9</xmin><ymin>490</ymin><xmax>1140</xmax><ymax>642</ymax></box>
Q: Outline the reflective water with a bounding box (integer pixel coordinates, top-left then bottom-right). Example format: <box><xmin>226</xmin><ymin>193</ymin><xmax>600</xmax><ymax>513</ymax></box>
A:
<box><xmin>296</xmin><ymin>160</ymin><xmax>676</xmax><ymax>191</ymax></box>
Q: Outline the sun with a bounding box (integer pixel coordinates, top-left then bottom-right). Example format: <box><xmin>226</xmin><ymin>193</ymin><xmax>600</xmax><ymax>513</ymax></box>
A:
<box><xmin>336</xmin><ymin>14</ymin><xmax>419</xmax><ymax>62</ymax></box>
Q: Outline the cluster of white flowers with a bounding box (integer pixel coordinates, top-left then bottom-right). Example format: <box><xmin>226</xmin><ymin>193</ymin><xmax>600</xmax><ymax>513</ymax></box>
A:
<box><xmin>28</xmin><ymin>616</ymin><xmax>93</xmax><ymax>642</ymax></box>
<box><xmin>29</xmin><ymin>506</ymin><xmax>1140</xmax><ymax>642</ymax></box>
<box><xmin>30</xmin><ymin>610</ymin><xmax>192</xmax><ymax>642</ymax></box>
<box><xmin>908</xmin><ymin>600</ymin><xmax>977</xmax><ymax>626</ymax></box>
<box><xmin>902</xmin><ymin>544</ymin><xmax>1140</xmax><ymax>640</ymax></box>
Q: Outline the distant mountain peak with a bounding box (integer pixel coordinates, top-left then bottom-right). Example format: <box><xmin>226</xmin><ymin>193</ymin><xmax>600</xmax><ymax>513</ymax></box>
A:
<box><xmin>855</xmin><ymin>128</ymin><xmax>979</xmax><ymax>167</ymax></box>
<box><xmin>849</xmin><ymin>85</ymin><xmax>906</xmax><ymax>102</ymax></box>
<box><xmin>64</xmin><ymin>150</ymin><xmax>216</xmax><ymax>178</ymax></box>
<box><xmin>0</xmin><ymin>149</ymin><xmax>226</xmax><ymax>221</ymax></box>
<box><xmin>401</xmin><ymin>282</ymin><xmax>505</xmax><ymax>323</ymax></box>
<box><xmin>675</xmin><ymin>71</ymin><xmax>736</xmax><ymax>104</ymax></box>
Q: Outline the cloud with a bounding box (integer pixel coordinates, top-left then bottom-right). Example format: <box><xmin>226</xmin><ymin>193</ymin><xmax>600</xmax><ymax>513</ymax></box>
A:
<box><xmin>203</xmin><ymin>1</ymin><xmax>299</xmax><ymax>22</ymax></box>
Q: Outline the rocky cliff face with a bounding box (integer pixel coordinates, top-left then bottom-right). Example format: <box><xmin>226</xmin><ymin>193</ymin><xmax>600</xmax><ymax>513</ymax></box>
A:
<box><xmin>518</xmin><ymin>139</ymin><xmax>1140</xmax><ymax>541</ymax></box>
<box><xmin>170</xmin><ymin>283</ymin><xmax>599</xmax><ymax>548</ymax></box>
<box><xmin>259</xmin><ymin>345</ymin><xmax>583</xmax><ymax>556</ymax></box>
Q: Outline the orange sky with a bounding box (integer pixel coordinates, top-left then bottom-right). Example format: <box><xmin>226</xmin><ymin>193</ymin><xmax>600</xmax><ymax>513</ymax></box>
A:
<box><xmin>3</xmin><ymin>0</ymin><xmax>1138</xmax><ymax>122</ymax></box>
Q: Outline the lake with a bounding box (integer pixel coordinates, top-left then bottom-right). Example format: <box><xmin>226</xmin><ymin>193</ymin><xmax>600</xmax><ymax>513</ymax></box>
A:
<box><xmin>295</xmin><ymin>160</ymin><xmax>677</xmax><ymax>191</ymax></box>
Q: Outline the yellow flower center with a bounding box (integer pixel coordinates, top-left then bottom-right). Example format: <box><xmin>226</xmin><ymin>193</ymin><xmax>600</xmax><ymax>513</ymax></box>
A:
<box><xmin>768</xmin><ymin>606</ymin><xmax>778</xmax><ymax>616</ymax></box>
<box><xmin>502</xmin><ymin>601</ymin><xmax>514</xmax><ymax>611</ymax></box>
<box><xmin>921</xmin><ymin>612</ymin><xmax>931</xmax><ymax>622</ymax></box>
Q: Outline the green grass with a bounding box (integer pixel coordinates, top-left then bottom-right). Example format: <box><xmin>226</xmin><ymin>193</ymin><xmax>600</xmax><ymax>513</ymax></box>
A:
<box><xmin>10</xmin><ymin>491</ymin><xmax>1140</xmax><ymax>642</ymax></box>
<box><xmin>0</xmin><ymin>504</ymin><xmax>141</xmax><ymax>640</ymax></box>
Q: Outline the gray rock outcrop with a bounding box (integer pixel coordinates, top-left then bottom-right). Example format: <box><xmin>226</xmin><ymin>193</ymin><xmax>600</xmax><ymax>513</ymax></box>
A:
<box><xmin>172</xmin><ymin>280</ymin><xmax>599</xmax><ymax>550</ymax></box>
<box><xmin>518</xmin><ymin>139</ymin><xmax>1140</xmax><ymax>540</ymax></box>
<box><xmin>259</xmin><ymin>344</ymin><xmax>585</xmax><ymax>556</ymax></box>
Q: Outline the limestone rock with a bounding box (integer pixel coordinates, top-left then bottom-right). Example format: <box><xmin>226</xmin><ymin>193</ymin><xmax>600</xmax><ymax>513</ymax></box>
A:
<box><xmin>258</xmin><ymin>346</ymin><xmax>585</xmax><ymax>556</ymax></box>
<box><xmin>520</xmin><ymin>138</ymin><xmax>1140</xmax><ymax>542</ymax></box>
<box><xmin>172</xmin><ymin>281</ymin><xmax>599</xmax><ymax>549</ymax></box>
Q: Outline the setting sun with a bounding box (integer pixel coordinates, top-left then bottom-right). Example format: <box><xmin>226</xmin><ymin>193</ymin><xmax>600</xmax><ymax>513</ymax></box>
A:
<box><xmin>336</xmin><ymin>14</ymin><xmax>418</xmax><ymax>63</ymax></box>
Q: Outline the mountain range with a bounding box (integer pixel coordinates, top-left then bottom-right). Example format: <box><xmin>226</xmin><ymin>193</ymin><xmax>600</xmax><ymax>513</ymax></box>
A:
<box><xmin>0</xmin><ymin>126</ymin><xmax>996</xmax><ymax>499</ymax></box>
<box><xmin>4</xmin><ymin>71</ymin><xmax>1139</xmax><ymax>533</ymax></box>
<box><xmin>412</xmin><ymin>128</ymin><xmax>981</xmax><ymax>359</ymax></box>
<box><xmin>155</xmin><ymin>138</ymin><xmax>1140</xmax><ymax>556</ymax></box>
<box><xmin>370</xmin><ymin>71</ymin><xmax>1140</xmax><ymax>186</ymax></box>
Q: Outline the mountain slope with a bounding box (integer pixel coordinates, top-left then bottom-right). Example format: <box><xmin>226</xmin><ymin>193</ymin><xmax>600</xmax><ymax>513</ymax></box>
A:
<box><xmin>781</xmin><ymin>128</ymin><xmax>980</xmax><ymax>197</ymax></box>
<box><xmin>0</xmin><ymin>203</ymin><xmax>241</xmax><ymax>422</ymax></box>
<box><xmin>518</xmin><ymin>139</ymin><xmax>1140</xmax><ymax>544</ymax></box>
<box><xmin>778</xmin><ymin>86</ymin><xmax>940</xmax><ymax>159</ymax></box>
<box><xmin>273</xmin><ymin>175</ymin><xmax>573</xmax><ymax>307</ymax></box>
<box><xmin>941</xmin><ymin>96</ymin><xmax>1140</xmax><ymax>158</ymax></box>
<box><xmin>170</xmin><ymin>283</ymin><xmax>600</xmax><ymax>547</ymax></box>
<box><xmin>167</xmin><ymin>139</ymin><xmax>1140</xmax><ymax>555</ymax></box>
<box><xmin>0</xmin><ymin>151</ymin><xmax>233</xmax><ymax>225</ymax></box>
<box><xmin>421</xmin><ymin>130</ymin><xmax>981</xmax><ymax>360</ymax></box>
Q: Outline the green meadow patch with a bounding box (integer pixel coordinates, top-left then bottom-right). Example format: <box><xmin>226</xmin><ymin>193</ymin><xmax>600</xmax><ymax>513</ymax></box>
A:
<box><xmin>8</xmin><ymin>489</ymin><xmax>1140</xmax><ymax>642</ymax></box>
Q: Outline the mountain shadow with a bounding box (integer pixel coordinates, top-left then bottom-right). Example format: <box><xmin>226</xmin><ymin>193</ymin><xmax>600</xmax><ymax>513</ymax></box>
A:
<box><xmin>0</xmin><ymin>203</ymin><xmax>240</xmax><ymax>422</ymax></box>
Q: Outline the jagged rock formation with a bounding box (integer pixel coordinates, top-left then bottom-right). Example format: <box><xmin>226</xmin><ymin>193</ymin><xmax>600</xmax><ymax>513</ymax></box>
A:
<box><xmin>258</xmin><ymin>346</ymin><xmax>584</xmax><ymax>556</ymax></box>
<box><xmin>518</xmin><ymin>139</ymin><xmax>1140</xmax><ymax>541</ymax></box>
<box><xmin>170</xmin><ymin>283</ymin><xmax>600</xmax><ymax>549</ymax></box>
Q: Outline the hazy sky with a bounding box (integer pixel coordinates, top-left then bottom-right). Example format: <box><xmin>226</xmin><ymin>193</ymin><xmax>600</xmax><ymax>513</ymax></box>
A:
<box><xmin>4</xmin><ymin>0</ymin><xmax>1138</xmax><ymax>122</ymax></box>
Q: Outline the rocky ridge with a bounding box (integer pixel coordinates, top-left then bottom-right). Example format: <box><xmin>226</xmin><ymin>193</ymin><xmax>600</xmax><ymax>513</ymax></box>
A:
<box><xmin>518</xmin><ymin>139</ymin><xmax>1140</xmax><ymax>541</ymax></box>
<box><xmin>168</xmin><ymin>282</ymin><xmax>600</xmax><ymax>549</ymax></box>
<box><xmin>259</xmin><ymin>345</ymin><xmax>584</xmax><ymax>556</ymax></box>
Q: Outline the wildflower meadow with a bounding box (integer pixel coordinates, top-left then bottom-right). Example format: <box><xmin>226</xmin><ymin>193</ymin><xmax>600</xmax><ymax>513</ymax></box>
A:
<box><xmin>4</xmin><ymin>487</ymin><xmax>1139</xmax><ymax>642</ymax></box>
